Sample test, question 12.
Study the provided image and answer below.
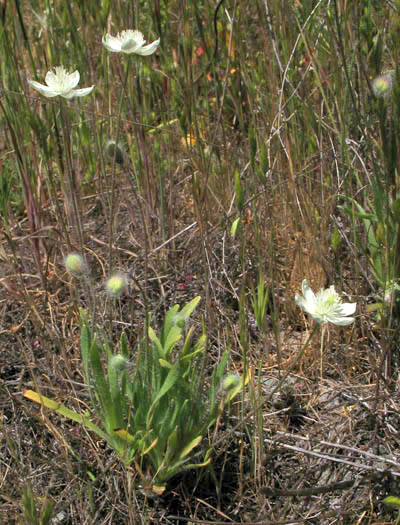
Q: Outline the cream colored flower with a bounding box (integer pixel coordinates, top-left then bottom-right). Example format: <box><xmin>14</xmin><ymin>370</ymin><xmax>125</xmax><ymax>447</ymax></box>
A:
<box><xmin>102</xmin><ymin>30</ymin><xmax>160</xmax><ymax>55</ymax></box>
<box><xmin>295</xmin><ymin>279</ymin><xmax>356</xmax><ymax>326</ymax></box>
<box><xmin>28</xmin><ymin>66</ymin><xmax>94</xmax><ymax>99</ymax></box>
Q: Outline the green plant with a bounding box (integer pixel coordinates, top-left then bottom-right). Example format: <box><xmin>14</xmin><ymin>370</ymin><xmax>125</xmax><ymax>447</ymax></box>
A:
<box><xmin>250</xmin><ymin>276</ymin><xmax>270</xmax><ymax>331</ymax></box>
<box><xmin>22</xmin><ymin>483</ymin><xmax>53</xmax><ymax>525</ymax></box>
<box><xmin>338</xmin><ymin>62</ymin><xmax>400</xmax><ymax>320</ymax></box>
<box><xmin>338</xmin><ymin>148</ymin><xmax>400</xmax><ymax>317</ymax></box>
<box><xmin>25</xmin><ymin>296</ymin><xmax>244</xmax><ymax>494</ymax></box>
<box><xmin>383</xmin><ymin>496</ymin><xmax>400</xmax><ymax>524</ymax></box>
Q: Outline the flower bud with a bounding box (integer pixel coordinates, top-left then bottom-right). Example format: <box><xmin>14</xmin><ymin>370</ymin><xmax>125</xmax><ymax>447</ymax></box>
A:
<box><xmin>64</xmin><ymin>253</ymin><xmax>88</xmax><ymax>277</ymax></box>
<box><xmin>372</xmin><ymin>70</ymin><xmax>394</xmax><ymax>99</ymax></box>
<box><xmin>109</xmin><ymin>354</ymin><xmax>130</xmax><ymax>371</ymax></box>
<box><xmin>221</xmin><ymin>374</ymin><xmax>241</xmax><ymax>393</ymax></box>
<box><xmin>104</xmin><ymin>139</ymin><xmax>125</xmax><ymax>165</ymax></box>
<box><xmin>384</xmin><ymin>280</ymin><xmax>400</xmax><ymax>303</ymax></box>
<box><xmin>172</xmin><ymin>313</ymin><xmax>186</xmax><ymax>329</ymax></box>
<box><xmin>105</xmin><ymin>273</ymin><xmax>128</xmax><ymax>298</ymax></box>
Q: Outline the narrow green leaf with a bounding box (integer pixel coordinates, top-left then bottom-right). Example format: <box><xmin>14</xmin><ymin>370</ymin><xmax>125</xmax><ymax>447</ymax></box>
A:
<box><xmin>120</xmin><ymin>331</ymin><xmax>129</xmax><ymax>357</ymax></box>
<box><xmin>89</xmin><ymin>342</ymin><xmax>115</xmax><ymax>432</ymax></box>
<box><xmin>234</xmin><ymin>170</ymin><xmax>244</xmax><ymax>210</ymax></box>
<box><xmin>178</xmin><ymin>435</ymin><xmax>202</xmax><ymax>459</ymax></box>
<box><xmin>231</xmin><ymin>217</ymin><xmax>240</xmax><ymax>238</ymax></box>
<box><xmin>24</xmin><ymin>390</ymin><xmax>109</xmax><ymax>442</ymax></box>
<box><xmin>159</xmin><ymin>358</ymin><xmax>173</xmax><ymax>369</ymax></box>
<box><xmin>148</xmin><ymin>326</ymin><xmax>164</xmax><ymax>356</ymax></box>
<box><xmin>180</xmin><ymin>295</ymin><xmax>201</xmax><ymax>318</ymax></box>
<box><xmin>40</xmin><ymin>500</ymin><xmax>54</xmax><ymax>525</ymax></box>
<box><xmin>148</xmin><ymin>362</ymin><xmax>181</xmax><ymax>416</ymax></box>
<box><xmin>164</xmin><ymin>325</ymin><xmax>182</xmax><ymax>357</ymax></box>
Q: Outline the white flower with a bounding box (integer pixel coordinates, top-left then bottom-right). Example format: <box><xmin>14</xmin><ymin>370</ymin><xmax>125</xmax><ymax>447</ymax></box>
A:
<box><xmin>295</xmin><ymin>279</ymin><xmax>356</xmax><ymax>326</ymax></box>
<box><xmin>28</xmin><ymin>66</ymin><xmax>94</xmax><ymax>99</ymax></box>
<box><xmin>102</xmin><ymin>30</ymin><xmax>160</xmax><ymax>55</ymax></box>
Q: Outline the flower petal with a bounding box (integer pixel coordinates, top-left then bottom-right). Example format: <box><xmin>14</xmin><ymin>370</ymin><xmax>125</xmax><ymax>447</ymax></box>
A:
<box><xmin>67</xmin><ymin>70</ymin><xmax>80</xmax><ymax>90</ymax></box>
<box><xmin>329</xmin><ymin>316</ymin><xmax>355</xmax><ymax>326</ymax></box>
<box><xmin>44</xmin><ymin>70</ymin><xmax>59</xmax><ymax>89</ymax></box>
<box><xmin>102</xmin><ymin>35</ymin><xmax>122</xmax><ymax>52</ymax></box>
<box><xmin>28</xmin><ymin>80</ymin><xmax>59</xmax><ymax>97</ymax></box>
<box><xmin>301</xmin><ymin>279</ymin><xmax>316</xmax><ymax>306</ymax></box>
<box><xmin>295</xmin><ymin>293</ymin><xmax>315</xmax><ymax>317</ymax></box>
<box><xmin>71</xmin><ymin>86</ymin><xmax>95</xmax><ymax>98</ymax></box>
<box><xmin>294</xmin><ymin>293</ymin><xmax>305</xmax><ymax>309</ymax></box>
<box><xmin>312</xmin><ymin>314</ymin><xmax>326</xmax><ymax>324</ymax></box>
<box><xmin>336</xmin><ymin>302</ymin><xmax>356</xmax><ymax>316</ymax></box>
<box><xmin>59</xmin><ymin>90</ymin><xmax>76</xmax><ymax>99</ymax></box>
<box><xmin>135</xmin><ymin>38</ymin><xmax>160</xmax><ymax>56</ymax></box>
<box><xmin>120</xmin><ymin>38</ymin><xmax>141</xmax><ymax>53</ymax></box>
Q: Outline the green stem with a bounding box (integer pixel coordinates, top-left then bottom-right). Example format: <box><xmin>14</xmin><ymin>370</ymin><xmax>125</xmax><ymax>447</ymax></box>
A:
<box><xmin>59</xmin><ymin>99</ymin><xmax>84</xmax><ymax>251</ymax></box>
<box><xmin>108</xmin><ymin>56</ymin><xmax>132</xmax><ymax>271</ymax></box>
<box><xmin>320</xmin><ymin>324</ymin><xmax>326</xmax><ymax>379</ymax></box>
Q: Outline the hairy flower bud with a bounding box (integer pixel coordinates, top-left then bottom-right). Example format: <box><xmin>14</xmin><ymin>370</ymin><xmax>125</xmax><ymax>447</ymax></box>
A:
<box><xmin>383</xmin><ymin>280</ymin><xmax>400</xmax><ymax>304</ymax></box>
<box><xmin>172</xmin><ymin>313</ymin><xmax>186</xmax><ymax>329</ymax></box>
<box><xmin>105</xmin><ymin>273</ymin><xmax>128</xmax><ymax>298</ymax></box>
<box><xmin>216</xmin><ymin>373</ymin><xmax>242</xmax><ymax>403</ymax></box>
<box><xmin>372</xmin><ymin>70</ymin><xmax>394</xmax><ymax>99</ymax></box>
<box><xmin>221</xmin><ymin>374</ymin><xmax>241</xmax><ymax>393</ymax></box>
<box><xmin>64</xmin><ymin>253</ymin><xmax>88</xmax><ymax>277</ymax></box>
<box><xmin>104</xmin><ymin>139</ymin><xmax>125</xmax><ymax>165</ymax></box>
<box><xmin>109</xmin><ymin>354</ymin><xmax>130</xmax><ymax>371</ymax></box>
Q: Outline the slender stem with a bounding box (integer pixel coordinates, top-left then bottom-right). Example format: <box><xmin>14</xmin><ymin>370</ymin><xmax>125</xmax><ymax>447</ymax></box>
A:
<box><xmin>191</xmin><ymin>323</ymin><xmax>322</xmax><ymax>460</ymax></box>
<box><xmin>320</xmin><ymin>324</ymin><xmax>326</xmax><ymax>379</ymax></box>
<box><xmin>59</xmin><ymin>99</ymin><xmax>84</xmax><ymax>251</ymax></box>
<box><xmin>108</xmin><ymin>57</ymin><xmax>132</xmax><ymax>271</ymax></box>
<box><xmin>268</xmin><ymin>323</ymin><xmax>320</xmax><ymax>401</ymax></box>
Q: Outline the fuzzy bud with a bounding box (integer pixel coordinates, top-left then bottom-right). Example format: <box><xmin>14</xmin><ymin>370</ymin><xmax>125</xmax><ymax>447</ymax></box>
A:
<box><xmin>104</xmin><ymin>139</ymin><xmax>125</xmax><ymax>165</ymax></box>
<box><xmin>105</xmin><ymin>273</ymin><xmax>128</xmax><ymax>298</ymax></box>
<box><xmin>109</xmin><ymin>354</ymin><xmax>130</xmax><ymax>371</ymax></box>
<box><xmin>64</xmin><ymin>253</ymin><xmax>88</xmax><ymax>277</ymax></box>
<box><xmin>221</xmin><ymin>374</ymin><xmax>241</xmax><ymax>393</ymax></box>
<box><xmin>384</xmin><ymin>280</ymin><xmax>400</xmax><ymax>303</ymax></box>
<box><xmin>372</xmin><ymin>70</ymin><xmax>394</xmax><ymax>99</ymax></box>
<box><xmin>172</xmin><ymin>313</ymin><xmax>186</xmax><ymax>329</ymax></box>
